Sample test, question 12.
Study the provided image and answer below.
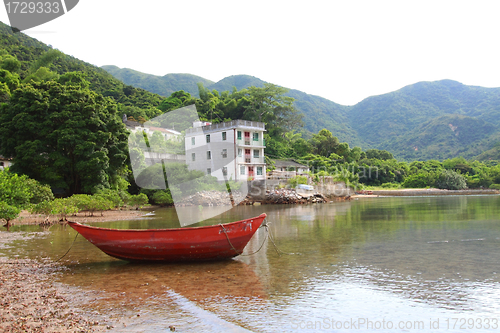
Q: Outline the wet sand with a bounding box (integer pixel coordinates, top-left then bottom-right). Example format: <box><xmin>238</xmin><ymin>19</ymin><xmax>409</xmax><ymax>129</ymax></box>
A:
<box><xmin>0</xmin><ymin>209</ymin><xmax>150</xmax><ymax>332</ymax></box>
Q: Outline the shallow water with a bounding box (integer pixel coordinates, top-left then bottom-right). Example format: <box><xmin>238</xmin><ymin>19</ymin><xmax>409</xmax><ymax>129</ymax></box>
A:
<box><xmin>2</xmin><ymin>196</ymin><xmax>500</xmax><ymax>332</ymax></box>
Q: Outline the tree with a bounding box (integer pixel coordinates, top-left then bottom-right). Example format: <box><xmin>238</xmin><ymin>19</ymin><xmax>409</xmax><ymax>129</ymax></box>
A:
<box><xmin>435</xmin><ymin>169</ymin><xmax>467</xmax><ymax>190</ymax></box>
<box><xmin>310</xmin><ymin>129</ymin><xmax>339</xmax><ymax>157</ymax></box>
<box><xmin>243</xmin><ymin>83</ymin><xmax>303</xmax><ymax>136</ymax></box>
<box><xmin>0</xmin><ymin>170</ymin><xmax>33</xmax><ymax>208</ymax></box>
<box><xmin>0</xmin><ymin>73</ymin><xmax>129</xmax><ymax>195</ymax></box>
<box><xmin>0</xmin><ymin>202</ymin><xmax>20</xmax><ymax>227</ymax></box>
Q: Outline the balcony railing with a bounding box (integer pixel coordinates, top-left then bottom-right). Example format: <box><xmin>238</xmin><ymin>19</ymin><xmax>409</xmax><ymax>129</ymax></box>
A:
<box><xmin>239</xmin><ymin>156</ymin><xmax>265</xmax><ymax>164</ymax></box>
<box><xmin>186</xmin><ymin>119</ymin><xmax>266</xmax><ymax>134</ymax></box>
<box><xmin>238</xmin><ymin>139</ymin><xmax>266</xmax><ymax>147</ymax></box>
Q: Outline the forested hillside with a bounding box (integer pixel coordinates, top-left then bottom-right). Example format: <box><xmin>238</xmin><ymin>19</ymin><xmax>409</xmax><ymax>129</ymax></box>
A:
<box><xmin>103</xmin><ymin>66</ymin><xmax>500</xmax><ymax>161</ymax></box>
<box><xmin>348</xmin><ymin>80</ymin><xmax>500</xmax><ymax>160</ymax></box>
<box><xmin>101</xmin><ymin>65</ymin><xmax>214</xmax><ymax>98</ymax></box>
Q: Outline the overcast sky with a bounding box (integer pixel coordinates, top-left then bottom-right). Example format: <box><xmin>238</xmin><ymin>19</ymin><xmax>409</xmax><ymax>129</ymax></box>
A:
<box><xmin>1</xmin><ymin>0</ymin><xmax>500</xmax><ymax>105</ymax></box>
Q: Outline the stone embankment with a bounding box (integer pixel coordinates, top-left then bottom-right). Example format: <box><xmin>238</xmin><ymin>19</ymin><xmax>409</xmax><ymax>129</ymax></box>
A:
<box><xmin>365</xmin><ymin>189</ymin><xmax>500</xmax><ymax>196</ymax></box>
<box><xmin>239</xmin><ymin>188</ymin><xmax>331</xmax><ymax>205</ymax></box>
<box><xmin>174</xmin><ymin>190</ymin><xmax>246</xmax><ymax>206</ymax></box>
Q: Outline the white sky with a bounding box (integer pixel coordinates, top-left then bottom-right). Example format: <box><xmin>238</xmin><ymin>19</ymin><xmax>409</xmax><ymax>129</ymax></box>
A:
<box><xmin>1</xmin><ymin>0</ymin><xmax>500</xmax><ymax>105</ymax></box>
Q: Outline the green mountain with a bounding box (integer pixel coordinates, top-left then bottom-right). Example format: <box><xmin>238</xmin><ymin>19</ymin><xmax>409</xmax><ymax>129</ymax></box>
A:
<box><xmin>208</xmin><ymin>74</ymin><xmax>265</xmax><ymax>92</ymax></box>
<box><xmin>102</xmin><ymin>64</ymin><xmax>500</xmax><ymax>161</ymax></box>
<box><xmin>384</xmin><ymin>114</ymin><xmax>499</xmax><ymax>160</ymax></box>
<box><xmin>101</xmin><ymin>69</ymin><xmax>359</xmax><ymax>145</ymax></box>
<box><xmin>101</xmin><ymin>65</ymin><xmax>214</xmax><ymax>97</ymax></box>
<box><xmin>347</xmin><ymin>80</ymin><xmax>500</xmax><ymax>159</ymax></box>
<box><xmin>4</xmin><ymin>19</ymin><xmax>500</xmax><ymax>163</ymax></box>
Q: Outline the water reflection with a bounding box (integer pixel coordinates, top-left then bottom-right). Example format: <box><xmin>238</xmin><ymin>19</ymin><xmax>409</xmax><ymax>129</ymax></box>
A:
<box><xmin>2</xmin><ymin>196</ymin><xmax>500</xmax><ymax>332</ymax></box>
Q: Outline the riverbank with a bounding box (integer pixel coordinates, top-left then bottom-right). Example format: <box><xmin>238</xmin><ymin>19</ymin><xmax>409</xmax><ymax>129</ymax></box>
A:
<box><xmin>0</xmin><ymin>232</ymin><xmax>110</xmax><ymax>332</ymax></box>
<box><xmin>10</xmin><ymin>208</ymin><xmax>145</xmax><ymax>226</ymax></box>
<box><xmin>357</xmin><ymin>188</ymin><xmax>500</xmax><ymax>197</ymax></box>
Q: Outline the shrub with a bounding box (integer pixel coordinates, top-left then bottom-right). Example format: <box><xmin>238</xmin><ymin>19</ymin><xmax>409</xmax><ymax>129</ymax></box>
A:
<box><xmin>151</xmin><ymin>190</ymin><xmax>173</xmax><ymax>206</ymax></box>
<box><xmin>381</xmin><ymin>182</ymin><xmax>400</xmax><ymax>189</ymax></box>
<box><xmin>489</xmin><ymin>184</ymin><xmax>500</xmax><ymax>190</ymax></box>
<box><xmin>85</xmin><ymin>196</ymin><xmax>113</xmax><ymax>216</ymax></box>
<box><xmin>402</xmin><ymin>171</ymin><xmax>437</xmax><ymax>188</ymax></box>
<box><xmin>0</xmin><ymin>170</ymin><xmax>32</xmax><ymax>209</ymax></box>
<box><xmin>68</xmin><ymin>194</ymin><xmax>92</xmax><ymax>213</ymax></box>
<box><xmin>30</xmin><ymin>200</ymin><xmax>54</xmax><ymax>217</ymax></box>
<box><xmin>95</xmin><ymin>188</ymin><xmax>124</xmax><ymax>208</ymax></box>
<box><xmin>435</xmin><ymin>169</ymin><xmax>467</xmax><ymax>190</ymax></box>
<box><xmin>127</xmin><ymin>193</ymin><xmax>149</xmax><ymax>208</ymax></box>
<box><xmin>0</xmin><ymin>201</ymin><xmax>20</xmax><ymax>225</ymax></box>
<box><xmin>287</xmin><ymin>175</ymin><xmax>308</xmax><ymax>188</ymax></box>
<box><xmin>51</xmin><ymin>198</ymin><xmax>79</xmax><ymax>220</ymax></box>
<box><xmin>25</xmin><ymin>179</ymin><xmax>54</xmax><ymax>204</ymax></box>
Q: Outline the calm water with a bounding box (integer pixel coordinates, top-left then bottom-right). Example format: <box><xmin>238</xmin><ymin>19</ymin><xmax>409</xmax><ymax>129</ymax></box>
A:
<box><xmin>2</xmin><ymin>196</ymin><xmax>500</xmax><ymax>332</ymax></box>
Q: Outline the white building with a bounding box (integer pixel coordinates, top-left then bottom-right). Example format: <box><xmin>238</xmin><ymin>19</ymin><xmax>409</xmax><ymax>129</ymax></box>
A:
<box><xmin>185</xmin><ymin>120</ymin><xmax>266</xmax><ymax>181</ymax></box>
<box><xmin>0</xmin><ymin>156</ymin><xmax>12</xmax><ymax>170</ymax></box>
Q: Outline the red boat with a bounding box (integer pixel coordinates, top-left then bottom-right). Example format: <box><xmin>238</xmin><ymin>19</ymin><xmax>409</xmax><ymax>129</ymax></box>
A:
<box><xmin>68</xmin><ymin>213</ymin><xmax>267</xmax><ymax>262</ymax></box>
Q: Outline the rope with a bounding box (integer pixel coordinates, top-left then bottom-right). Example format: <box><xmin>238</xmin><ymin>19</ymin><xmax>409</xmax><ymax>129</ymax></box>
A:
<box><xmin>266</xmin><ymin>225</ymin><xmax>297</xmax><ymax>256</ymax></box>
<box><xmin>219</xmin><ymin>222</ymin><xmax>269</xmax><ymax>256</ymax></box>
<box><xmin>54</xmin><ymin>232</ymin><xmax>79</xmax><ymax>262</ymax></box>
<box><xmin>0</xmin><ymin>232</ymin><xmax>79</xmax><ymax>265</ymax></box>
<box><xmin>219</xmin><ymin>220</ymin><xmax>297</xmax><ymax>257</ymax></box>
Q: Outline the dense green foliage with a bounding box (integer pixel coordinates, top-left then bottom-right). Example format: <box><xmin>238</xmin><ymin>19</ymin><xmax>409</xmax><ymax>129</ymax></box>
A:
<box><xmin>105</xmin><ymin>66</ymin><xmax>500</xmax><ymax>162</ymax></box>
<box><xmin>102</xmin><ymin>66</ymin><xmax>214</xmax><ymax>98</ymax></box>
<box><xmin>0</xmin><ymin>201</ymin><xmax>20</xmax><ymax>225</ymax></box>
<box><xmin>0</xmin><ymin>169</ymin><xmax>51</xmax><ymax>208</ymax></box>
<box><xmin>0</xmin><ymin>73</ymin><xmax>129</xmax><ymax>195</ymax></box>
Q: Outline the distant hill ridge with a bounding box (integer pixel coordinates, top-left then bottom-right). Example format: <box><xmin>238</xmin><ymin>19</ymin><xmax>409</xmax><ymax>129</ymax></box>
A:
<box><xmin>102</xmin><ymin>66</ymin><xmax>500</xmax><ymax>161</ymax></box>
<box><xmin>5</xmin><ymin>18</ymin><xmax>497</xmax><ymax>162</ymax></box>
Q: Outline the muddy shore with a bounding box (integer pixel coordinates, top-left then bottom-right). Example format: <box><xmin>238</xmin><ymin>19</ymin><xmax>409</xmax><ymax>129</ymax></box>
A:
<box><xmin>0</xmin><ymin>209</ymin><xmax>148</xmax><ymax>332</ymax></box>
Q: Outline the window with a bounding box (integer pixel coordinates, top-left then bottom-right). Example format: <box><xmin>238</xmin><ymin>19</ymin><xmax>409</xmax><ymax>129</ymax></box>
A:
<box><xmin>222</xmin><ymin>132</ymin><xmax>227</xmax><ymax>140</ymax></box>
<box><xmin>191</xmin><ymin>153</ymin><xmax>195</xmax><ymax>161</ymax></box>
<box><xmin>237</xmin><ymin>131</ymin><xmax>242</xmax><ymax>140</ymax></box>
<box><xmin>222</xmin><ymin>167</ymin><xmax>228</xmax><ymax>176</ymax></box>
<box><xmin>257</xmin><ymin>167</ymin><xmax>263</xmax><ymax>175</ymax></box>
<box><xmin>240</xmin><ymin>166</ymin><xmax>245</xmax><ymax>175</ymax></box>
<box><xmin>222</xmin><ymin>149</ymin><xmax>227</xmax><ymax>158</ymax></box>
<box><xmin>206</xmin><ymin>134</ymin><xmax>210</xmax><ymax>143</ymax></box>
<box><xmin>207</xmin><ymin>151</ymin><xmax>211</xmax><ymax>159</ymax></box>
<box><xmin>191</xmin><ymin>137</ymin><xmax>195</xmax><ymax>145</ymax></box>
<box><xmin>238</xmin><ymin>149</ymin><xmax>242</xmax><ymax>157</ymax></box>
<box><xmin>207</xmin><ymin>168</ymin><xmax>211</xmax><ymax>175</ymax></box>
<box><xmin>253</xmin><ymin>150</ymin><xmax>260</xmax><ymax>158</ymax></box>
<box><xmin>253</xmin><ymin>132</ymin><xmax>259</xmax><ymax>141</ymax></box>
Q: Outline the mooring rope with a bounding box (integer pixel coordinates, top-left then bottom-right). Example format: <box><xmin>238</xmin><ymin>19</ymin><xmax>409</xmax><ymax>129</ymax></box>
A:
<box><xmin>219</xmin><ymin>222</ymin><xmax>268</xmax><ymax>256</ymax></box>
<box><xmin>54</xmin><ymin>232</ymin><xmax>79</xmax><ymax>262</ymax></box>
<box><xmin>219</xmin><ymin>220</ymin><xmax>296</xmax><ymax>257</ymax></box>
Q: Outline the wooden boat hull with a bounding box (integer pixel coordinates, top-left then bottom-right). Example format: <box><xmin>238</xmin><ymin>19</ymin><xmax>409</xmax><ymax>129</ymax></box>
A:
<box><xmin>68</xmin><ymin>213</ymin><xmax>266</xmax><ymax>262</ymax></box>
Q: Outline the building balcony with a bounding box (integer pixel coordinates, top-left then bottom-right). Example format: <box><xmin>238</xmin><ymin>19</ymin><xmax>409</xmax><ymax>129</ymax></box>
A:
<box><xmin>238</xmin><ymin>156</ymin><xmax>265</xmax><ymax>164</ymax></box>
<box><xmin>237</xmin><ymin>138</ymin><xmax>266</xmax><ymax>147</ymax></box>
<box><xmin>186</xmin><ymin>119</ymin><xmax>266</xmax><ymax>135</ymax></box>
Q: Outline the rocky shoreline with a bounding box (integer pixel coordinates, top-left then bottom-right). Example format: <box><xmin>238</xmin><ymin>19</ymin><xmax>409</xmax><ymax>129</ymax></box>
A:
<box><xmin>175</xmin><ymin>188</ymin><xmax>341</xmax><ymax>207</ymax></box>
